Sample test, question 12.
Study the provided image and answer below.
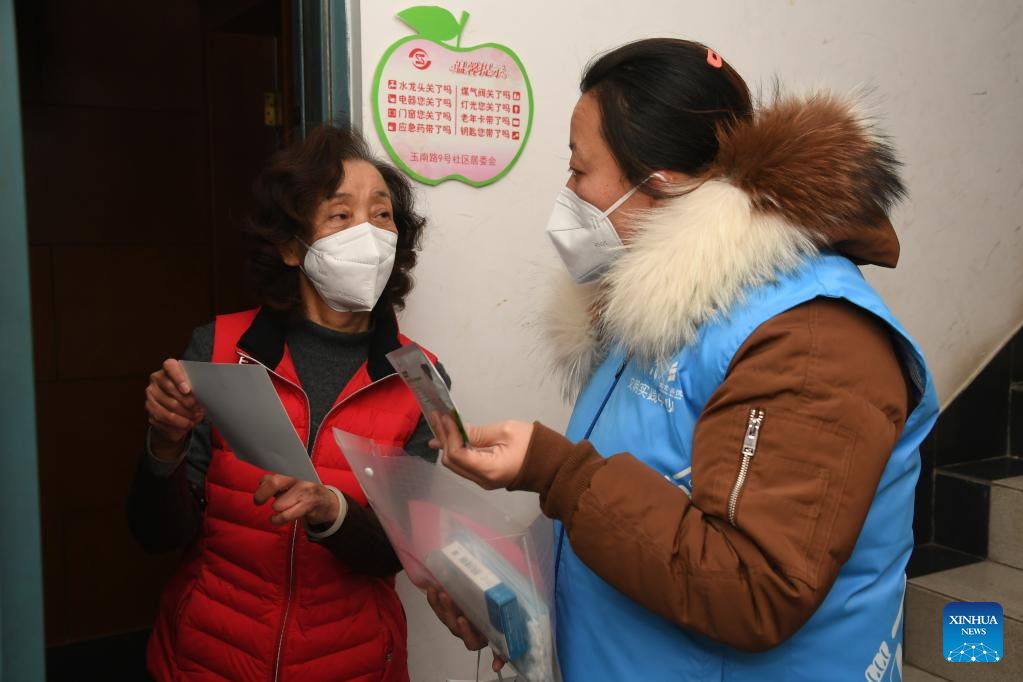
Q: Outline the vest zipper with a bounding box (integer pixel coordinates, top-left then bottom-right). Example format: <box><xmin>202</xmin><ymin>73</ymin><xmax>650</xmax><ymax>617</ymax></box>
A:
<box><xmin>238</xmin><ymin>351</ymin><xmax>398</xmax><ymax>680</ymax></box>
<box><xmin>305</xmin><ymin>374</ymin><xmax>399</xmax><ymax>469</ymax></box>
<box><xmin>554</xmin><ymin>357</ymin><xmax>630</xmax><ymax>587</ymax></box>
<box><xmin>727</xmin><ymin>408</ymin><xmax>765</xmax><ymax>526</ymax></box>
<box><xmin>273</xmin><ymin>522</ymin><xmax>298</xmax><ymax>682</ymax></box>
<box><xmin>237</xmin><ymin>352</ymin><xmax>308</xmax><ymax>682</ymax></box>
<box><xmin>307</xmin><ymin>371</ymin><xmax>401</xmax><ymax>675</ymax></box>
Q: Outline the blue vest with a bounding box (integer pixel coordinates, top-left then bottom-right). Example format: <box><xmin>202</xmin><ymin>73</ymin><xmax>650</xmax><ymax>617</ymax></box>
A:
<box><xmin>556</xmin><ymin>253</ymin><xmax>938</xmax><ymax>682</ymax></box>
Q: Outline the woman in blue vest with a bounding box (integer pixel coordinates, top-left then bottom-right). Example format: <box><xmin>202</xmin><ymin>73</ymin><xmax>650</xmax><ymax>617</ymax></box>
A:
<box><xmin>428</xmin><ymin>39</ymin><xmax>939</xmax><ymax>681</ymax></box>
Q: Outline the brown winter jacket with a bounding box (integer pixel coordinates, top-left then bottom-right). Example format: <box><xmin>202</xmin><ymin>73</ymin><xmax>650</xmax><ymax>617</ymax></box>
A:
<box><xmin>516</xmin><ymin>95</ymin><xmax>918</xmax><ymax>652</ymax></box>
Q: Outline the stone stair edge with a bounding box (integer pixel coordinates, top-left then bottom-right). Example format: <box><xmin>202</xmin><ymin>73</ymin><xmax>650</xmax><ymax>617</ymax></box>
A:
<box><xmin>908</xmin><ymin>561</ymin><xmax>1023</xmax><ymax>623</ymax></box>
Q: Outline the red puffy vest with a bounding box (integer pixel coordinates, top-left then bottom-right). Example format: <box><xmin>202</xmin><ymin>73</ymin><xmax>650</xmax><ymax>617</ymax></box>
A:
<box><xmin>148</xmin><ymin>308</ymin><xmax>435</xmax><ymax>681</ymax></box>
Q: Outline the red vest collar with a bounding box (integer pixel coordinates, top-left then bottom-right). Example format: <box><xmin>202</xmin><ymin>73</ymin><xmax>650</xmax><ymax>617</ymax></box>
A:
<box><xmin>236</xmin><ymin>304</ymin><xmax>403</xmax><ymax>382</ymax></box>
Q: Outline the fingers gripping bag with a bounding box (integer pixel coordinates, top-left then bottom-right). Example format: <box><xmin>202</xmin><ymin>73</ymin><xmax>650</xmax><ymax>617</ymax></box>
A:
<box><xmin>334</xmin><ymin>429</ymin><xmax>559</xmax><ymax>682</ymax></box>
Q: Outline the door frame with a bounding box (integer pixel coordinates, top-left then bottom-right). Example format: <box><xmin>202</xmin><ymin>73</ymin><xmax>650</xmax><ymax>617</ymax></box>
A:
<box><xmin>293</xmin><ymin>0</ymin><xmax>362</xmax><ymax>133</ymax></box>
<box><xmin>0</xmin><ymin>0</ymin><xmax>46</xmax><ymax>678</ymax></box>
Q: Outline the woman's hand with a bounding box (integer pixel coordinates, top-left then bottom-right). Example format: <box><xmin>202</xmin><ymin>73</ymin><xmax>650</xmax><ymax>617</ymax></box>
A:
<box><xmin>253</xmin><ymin>474</ymin><xmax>340</xmax><ymax>526</ymax></box>
<box><xmin>426</xmin><ymin>586</ymin><xmax>506</xmax><ymax>671</ymax></box>
<box><xmin>429</xmin><ymin>414</ymin><xmax>533</xmax><ymax>490</ymax></box>
<box><xmin>146</xmin><ymin>358</ymin><xmax>204</xmax><ymax>460</ymax></box>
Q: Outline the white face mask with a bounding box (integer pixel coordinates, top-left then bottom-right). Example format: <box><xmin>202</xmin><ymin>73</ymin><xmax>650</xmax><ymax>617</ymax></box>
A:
<box><xmin>300</xmin><ymin>222</ymin><xmax>398</xmax><ymax>312</ymax></box>
<box><xmin>544</xmin><ymin>184</ymin><xmax>642</xmax><ymax>283</ymax></box>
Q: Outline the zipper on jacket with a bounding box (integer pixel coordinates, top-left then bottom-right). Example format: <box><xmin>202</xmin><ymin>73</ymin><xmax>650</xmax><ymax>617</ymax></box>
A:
<box><xmin>239</xmin><ymin>352</ymin><xmax>309</xmax><ymax>682</ymax></box>
<box><xmin>240</xmin><ymin>351</ymin><xmax>399</xmax><ymax>680</ymax></box>
<box><xmin>727</xmin><ymin>408</ymin><xmax>765</xmax><ymax>526</ymax></box>
<box><xmin>583</xmin><ymin>359</ymin><xmax>630</xmax><ymax>441</ymax></box>
<box><xmin>273</xmin><ymin>523</ymin><xmax>298</xmax><ymax>682</ymax></box>
<box><xmin>555</xmin><ymin>358</ymin><xmax>630</xmax><ymax>587</ymax></box>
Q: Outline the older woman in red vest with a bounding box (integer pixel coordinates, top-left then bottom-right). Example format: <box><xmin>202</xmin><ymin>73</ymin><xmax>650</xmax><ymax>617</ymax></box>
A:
<box><xmin>128</xmin><ymin>126</ymin><xmax>443</xmax><ymax>682</ymax></box>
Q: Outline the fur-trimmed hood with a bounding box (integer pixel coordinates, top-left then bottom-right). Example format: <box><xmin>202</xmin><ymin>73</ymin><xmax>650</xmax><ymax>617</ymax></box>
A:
<box><xmin>541</xmin><ymin>93</ymin><xmax>906</xmax><ymax>400</ymax></box>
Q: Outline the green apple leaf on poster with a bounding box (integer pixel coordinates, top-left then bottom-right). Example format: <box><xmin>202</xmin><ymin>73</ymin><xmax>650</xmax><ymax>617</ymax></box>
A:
<box><xmin>372</xmin><ymin>5</ymin><xmax>534</xmax><ymax>187</ymax></box>
<box><xmin>396</xmin><ymin>6</ymin><xmax>465</xmax><ymax>44</ymax></box>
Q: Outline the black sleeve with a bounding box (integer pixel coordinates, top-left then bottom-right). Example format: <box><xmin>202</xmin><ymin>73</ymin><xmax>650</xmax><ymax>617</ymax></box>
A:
<box><xmin>314</xmin><ymin>495</ymin><xmax>405</xmax><ymax>576</ymax></box>
<box><xmin>126</xmin><ymin>322</ymin><xmax>214</xmax><ymax>554</ymax></box>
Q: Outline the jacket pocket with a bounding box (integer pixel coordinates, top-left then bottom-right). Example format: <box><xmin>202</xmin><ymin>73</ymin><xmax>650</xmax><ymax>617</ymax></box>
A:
<box><xmin>170</xmin><ymin>561</ymin><xmax>207</xmax><ymax>653</ymax></box>
<box><xmin>372</xmin><ymin>583</ymin><xmax>406</xmax><ymax>682</ymax></box>
<box><xmin>724</xmin><ymin>406</ymin><xmax>841</xmax><ymax>584</ymax></box>
<box><xmin>171</xmin><ymin>582</ymin><xmax>198</xmax><ymax>652</ymax></box>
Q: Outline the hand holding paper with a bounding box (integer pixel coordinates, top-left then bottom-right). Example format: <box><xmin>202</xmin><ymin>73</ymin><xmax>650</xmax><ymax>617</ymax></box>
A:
<box><xmin>387</xmin><ymin>344</ymin><xmax>470</xmax><ymax>447</ymax></box>
<box><xmin>430</xmin><ymin>414</ymin><xmax>533</xmax><ymax>490</ymax></box>
<box><xmin>179</xmin><ymin>361</ymin><xmax>320</xmax><ymax>483</ymax></box>
<box><xmin>146</xmin><ymin>358</ymin><xmax>205</xmax><ymax>459</ymax></box>
<box><xmin>253</xmin><ymin>473</ymin><xmax>341</xmax><ymax>527</ymax></box>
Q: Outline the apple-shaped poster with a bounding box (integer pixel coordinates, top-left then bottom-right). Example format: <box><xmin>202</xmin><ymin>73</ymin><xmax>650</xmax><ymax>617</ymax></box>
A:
<box><xmin>372</xmin><ymin>6</ymin><xmax>534</xmax><ymax>187</ymax></box>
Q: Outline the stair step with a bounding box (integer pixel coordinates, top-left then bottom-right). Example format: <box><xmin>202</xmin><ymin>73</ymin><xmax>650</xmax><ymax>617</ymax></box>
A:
<box><xmin>939</xmin><ymin>456</ymin><xmax>1023</xmax><ymax>482</ymax></box>
<box><xmin>908</xmin><ymin>543</ymin><xmax>983</xmax><ymax>579</ymax></box>
<box><xmin>905</xmin><ymin>560</ymin><xmax>1022</xmax><ymax>681</ymax></box>
<box><xmin>904</xmin><ymin>664</ymin><xmax>949</xmax><ymax>681</ymax></box>
<box><xmin>990</xmin><ymin>475</ymin><xmax>1023</xmax><ymax>570</ymax></box>
<box><xmin>933</xmin><ymin>457</ymin><xmax>1023</xmax><ymax>560</ymax></box>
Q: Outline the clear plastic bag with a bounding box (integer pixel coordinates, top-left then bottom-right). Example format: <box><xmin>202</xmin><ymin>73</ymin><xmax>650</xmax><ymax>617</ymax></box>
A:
<box><xmin>447</xmin><ymin>650</ymin><xmax>527</xmax><ymax>682</ymax></box>
<box><xmin>334</xmin><ymin>428</ymin><xmax>559</xmax><ymax>682</ymax></box>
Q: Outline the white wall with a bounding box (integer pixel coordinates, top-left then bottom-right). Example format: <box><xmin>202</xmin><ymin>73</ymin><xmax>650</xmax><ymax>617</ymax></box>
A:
<box><xmin>354</xmin><ymin>1</ymin><xmax>1023</xmax><ymax>679</ymax></box>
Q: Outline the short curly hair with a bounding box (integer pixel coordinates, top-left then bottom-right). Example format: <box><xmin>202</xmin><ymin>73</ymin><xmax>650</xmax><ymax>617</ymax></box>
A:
<box><xmin>246</xmin><ymin>125</ymin><xmax>425</xmax><ymax>312</ymax></box>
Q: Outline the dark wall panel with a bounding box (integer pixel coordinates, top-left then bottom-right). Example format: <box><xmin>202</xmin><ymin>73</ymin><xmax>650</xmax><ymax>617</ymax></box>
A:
<box><xmin>29</xmin><ymin>246</ymin><xmax>56</xmax><ymax>381</ymax></box>
<box><xmin>21</xmin><ymin>0</ymin><xmax>203</xmax><ymax>111</ymax></box>
<box><xmin>52</xmin><ymin>246</ymin><xmax>212</xmax><ymax>380</ymax></box>
<box><xmin>19</xmin><ymin>0</ymin><xmax>286</xmax><ymax>649</ymax></box>
<box><xmin>22</xmin><ymin>108</ymin><xmax>209</xmax><ymax>247</ymax></box>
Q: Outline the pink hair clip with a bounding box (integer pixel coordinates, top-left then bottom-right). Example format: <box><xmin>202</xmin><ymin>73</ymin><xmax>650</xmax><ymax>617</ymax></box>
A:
<box><xmin>706</xmin><ymin>49</ymin><xmax>723</xmax><ymax>68</ymax></box>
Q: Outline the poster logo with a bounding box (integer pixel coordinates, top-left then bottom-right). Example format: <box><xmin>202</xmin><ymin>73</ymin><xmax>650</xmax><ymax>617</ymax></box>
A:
<box><xmin>943</xmin><ymin>602</ymin><xmax>1003</xmax><ymax>662</ymax></box>
<box><xmin>408</xmin><ymin>47</ymin><xmax>431</xmax><ymax>70</ymax></box>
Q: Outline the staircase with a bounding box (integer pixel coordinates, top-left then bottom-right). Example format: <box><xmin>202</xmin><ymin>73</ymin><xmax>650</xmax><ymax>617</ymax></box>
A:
<box><xmin>902</xmin><ymin>328</ymin><xmax>1023</xmax><ymax>681</ymax></box>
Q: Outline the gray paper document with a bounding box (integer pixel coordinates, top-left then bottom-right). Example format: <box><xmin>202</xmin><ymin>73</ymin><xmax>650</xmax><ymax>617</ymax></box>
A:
<box><xmin>180</xmin><ymin>361</ymin><xmax>321</xmax><ymax>483</ymax></box>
